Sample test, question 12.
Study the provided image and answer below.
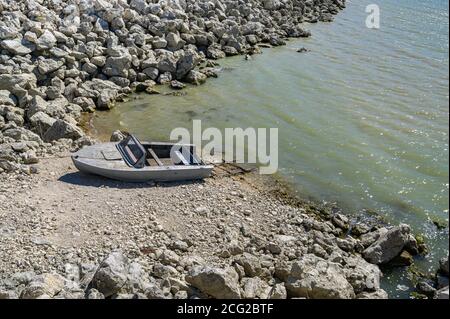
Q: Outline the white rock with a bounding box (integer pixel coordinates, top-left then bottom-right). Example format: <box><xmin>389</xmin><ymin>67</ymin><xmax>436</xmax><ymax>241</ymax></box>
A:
<box><xmin>285</xmin><ymin>254</ymin><xmax>355</xmax><ymax>299</ymax></box>
<box><xmin>186</xmin><ymin>266</ymin><xmax>242</xmax><ymax>299</ymax></box>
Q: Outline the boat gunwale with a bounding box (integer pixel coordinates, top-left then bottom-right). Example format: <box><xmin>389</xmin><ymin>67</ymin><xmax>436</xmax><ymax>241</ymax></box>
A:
<box><xmin>71</xmin><ymin>141</ymin><xmax>215</xmax><ymax>173</ymax></box>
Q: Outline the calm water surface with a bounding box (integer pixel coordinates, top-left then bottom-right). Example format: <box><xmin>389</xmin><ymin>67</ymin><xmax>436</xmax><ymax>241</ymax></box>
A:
<box><xmin>92</xmin><ymin>0</ymin><xmax>449</xmax><ymax>297</ymax></box>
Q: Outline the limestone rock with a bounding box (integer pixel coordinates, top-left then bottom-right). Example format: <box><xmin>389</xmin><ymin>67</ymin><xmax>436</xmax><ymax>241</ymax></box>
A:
<box><xmin>1</xmin><ymin>39</ymin><xmax>33</xmax><ymax>55</ymax></box>
<box><xmin>92</xmin><ymin>251</ymin><xmax>129</xmax><ymax>298</ymax></box>
<box><xmin>435</xmin><ymin>286</ymin><xmax>449</xmax><ymax>299</ymax></box>
<box><xmin>362</xmin><ymin>224</ymin><xmax>412</xmax><ymax>264</ymax></box>
<box><xmin>357</xmin><ymin>289</ymin><xmax>389</xmax><ymax>299</ymax></box>
<box><xmin>21</xmin><ymin>273</ymin><xmax>66</xmax><ymax>299</ymax></box>
<box><xmin>241</xmin><ymin>277</ymin><xmax>271</xmax><ymax>299</ymax></box>
<box><xmin>185</xmin><ymin>266</ymin><xmax>242</xmax><ymax>299</ymax></box>
<box><xmin>43</xmin><ymin>120</ymin><xmax>84</xmax><ymax>142</ymax></box>
<box><xmin>185</xmin><ymin>70</ymin><xmax>207</xmax><ymax>85</ymax></box>
<box><xmin>235</xmin><ymin>253</ymin><xmax>263</xmax><ymax>277</ymax></box>
<box><xmin>285</xmin><ymin>254</ymin><xmax>355</xmax><ymax>299</ymax></box>
<box><xmin>439</xmin><ymin>256</ymin><xmax>449</xmax><ymax>276</ymax></box>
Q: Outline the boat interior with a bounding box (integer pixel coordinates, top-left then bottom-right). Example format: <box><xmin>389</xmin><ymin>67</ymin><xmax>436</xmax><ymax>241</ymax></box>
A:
<box><xmin>116</xmin><ymin>135</ymin><xmax>203</xmax><ymax>169</ymax></box>
<box><xmin>143</xmin><ymin>143</ymin><xmax>201</xmax><ymax>167</ymax></box>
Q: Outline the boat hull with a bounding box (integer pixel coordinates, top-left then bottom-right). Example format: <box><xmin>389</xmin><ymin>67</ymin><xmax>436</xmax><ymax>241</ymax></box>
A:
<box><xmin>71</xmin><ymin>142</ymin><xmax>214</xmax><ymax>182</ymax></box>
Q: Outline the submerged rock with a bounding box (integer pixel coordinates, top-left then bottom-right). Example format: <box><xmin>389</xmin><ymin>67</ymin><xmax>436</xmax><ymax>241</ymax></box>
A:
<box><xmin>435</xmin><ymin>287</ymin><xmax>449</xmax><ymax>299</ymax></box>
<box><xmin>185</xmin><ymin>70</ymin><xmax>207</xmax><ymax>85</ymax></box>
<box><xmin>362</xmin><ymin>224</ymin><xmax>413</xmax><ymax>265</ymax></box>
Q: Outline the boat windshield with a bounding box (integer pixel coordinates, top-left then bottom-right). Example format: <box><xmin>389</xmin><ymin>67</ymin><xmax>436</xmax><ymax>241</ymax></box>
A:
<box><xmin>117</xmin><ymin>135</ymin><xmax>147</xmax><ymax>169</ymax></box>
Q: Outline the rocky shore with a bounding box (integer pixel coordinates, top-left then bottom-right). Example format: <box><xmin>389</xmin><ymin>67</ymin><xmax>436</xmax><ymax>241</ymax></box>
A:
<box><xmin>1</xmin><ymin>154</ymin><xmax>447</xmax><ymax>299</ymax></box>
<box><xmin>1</xmin><ymin>0</ymin><xmax>448</xmax><ymax>300</ymax></box>
<box><xmin>1</xmin><ymin>0</ymin><xmax>346</xmax><ymax>173</ymax></box>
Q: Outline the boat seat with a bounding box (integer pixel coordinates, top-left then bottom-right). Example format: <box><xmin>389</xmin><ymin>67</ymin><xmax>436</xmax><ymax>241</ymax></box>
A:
<box><xmin>147</xmin><ymin>148</ymin><xmax>163</xmax><ymax>166</ymax></box>
<box><xmin>173</xmin><ymin>150</ymin><xmax>190</xmax><ymax>165</ymax></box>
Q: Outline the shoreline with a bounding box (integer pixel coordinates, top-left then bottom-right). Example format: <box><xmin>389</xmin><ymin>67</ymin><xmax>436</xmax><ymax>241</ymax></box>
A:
<box><xmin>1</xmin><ymin>0</ymin><xmax>448</xmax><ymax>299</ymax></box>
<box><xmin>1</xmin><ymin>0</ymin><xmax>345</xmax><ymax>173</ymax></box>
<box><xmin>1</xmin><ymin>142</ymin><xmax>448</xmax><ymax>299</ymax></box>
<box><xmin>0</xmin><ymin>151</ymin><xmax>434</xmax><ymax>299</ymax></box>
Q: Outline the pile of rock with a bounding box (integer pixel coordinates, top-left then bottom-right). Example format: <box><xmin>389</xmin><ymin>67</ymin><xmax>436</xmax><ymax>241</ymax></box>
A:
<box><xmin>0</xmin><ymin>216</ymin><xmax>429</xmax><ymax>299</ymax></box>
<box><xmin>0</xmin><ymin>249</ymin><xmax>384</xmax><ymax>299</ymax></box>
<box><xmin>1</xmin><ymin>0</ymin><xmax>346</xmax><ymax>173</ymax></box>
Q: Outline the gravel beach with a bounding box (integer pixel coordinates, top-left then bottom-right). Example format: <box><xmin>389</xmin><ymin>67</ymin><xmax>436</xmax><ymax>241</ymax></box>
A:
<box><xmin>1</xmin><ymin>153</ymin><xmax>447</xmax><ymax>299</ymax></box>
<box><xmin>0</xmin><ymin>0</ymin><xmax>448</xmax><ymax>299</ymax></box>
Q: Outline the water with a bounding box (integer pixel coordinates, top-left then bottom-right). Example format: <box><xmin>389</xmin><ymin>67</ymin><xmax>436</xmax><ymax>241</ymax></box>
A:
<box><xmin>92</xmin><ymin>0</ymin><xmax>449</xmax><ymax>297</ymax></box>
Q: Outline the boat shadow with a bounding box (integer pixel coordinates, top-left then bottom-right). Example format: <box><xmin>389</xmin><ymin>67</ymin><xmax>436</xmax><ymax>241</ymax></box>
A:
<box><xmin>58</xmin><ymin>172</ymin><xmax>206</xmax><ymax>189</ymax></box>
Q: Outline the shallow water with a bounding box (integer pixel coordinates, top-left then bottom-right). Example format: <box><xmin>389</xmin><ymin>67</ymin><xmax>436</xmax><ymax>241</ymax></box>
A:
<box><xmin>92</xmin><ymin>0</ymin><xmax>449</xmax><ymax>297</ymax></box>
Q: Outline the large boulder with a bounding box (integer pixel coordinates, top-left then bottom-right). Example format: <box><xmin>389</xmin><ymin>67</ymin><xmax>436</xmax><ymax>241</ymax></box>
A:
<box><xmin>27</xmin><ymin>95</ymin><xmax>50</xmax><ymax>118</ymax></box>
<box><xmin>207</xmin><ymin>44</ymin><xmax>226</xmax><ymax>59</ymax></box>
<box><xmin>77</xmin><ymin>79</ymin><xmax>121</xmax><ymax>110</ymax></box>
<box><xmin>357</xmin><ymin>290</ymin><xmax>389</xmax><ymax>299</ymax></box>
<box><xmin>362</xmin><ymin>224</ymin><xmax>412</xmax><ymax>264</ymax></box>
<box><xmin>20</xmin><ymin>273</ymin><xmax>66</xmax><ymax>299</ymax></box>
<box><xmin>263</xmin><ymin>0</ymin><xmax>281</xmax><ymax>10</ymax></box>
<box><xmin>268</xmin><ymin>283</ymin><xmax>287</xmax><ymax>299</ymax></box>
<box><xmin>185</xmin><ymin>266</ymin><xmax>242</xmax><ymax>299</ymax></box>
<box><xmin>152</xmin><ymin>37</ymin><xmax>168</xmax><ymax>49</ymax></box>
<box><xmin>440</xmin><ymin>256</ymin><xmax>449</xmax><ymax>276</ymax></box>
<box><xmin>241</xmin><ymin>277</ymin><xmax>271</xmax><ymax>299</ymax></box>
<box><xmin>0</xmin><ymin>90</ymin><xmax>17</xmax><ymax>106</ymax></box>
<box><xmin>157</xmin><ymin>52</ymin><xmax>178</xmax><ymax>75</ymax></box>
<box><xmin>103</xmin><ymin>48</ymin><xmax>132</xmax><ymax>78</ymax></box>
<box><xmin>96</xmin><ymin>90</ymin><xmax>118</xmax><ymax>110</ymax></box>
<box><xmin>92</xmin><ymin>251</ymin><xmax>129</xmax><ymax>298</ymax></box>
<box><xmin>235</xmin><ymin>253</ymin><xmax>263</xmax><ymax>277</ymax></box>
<box><xmin>43</xmin><ymin>120</ymin><xmax>84</xmax><ymax>142</ymax></box>
<box><xmin>36</xmin><ymin>30</ymin><xmax>57</xmax><ymax>51</ymax></box>
<box><xmin>285</xmin><ymin>254</ymin><xmax>355</xmax><ymax>299</ymax></box>
<box><xmin>104</xmin><ymin>56</ymin><xmax>132</xmax><ymax>78</ymax></box>
<box><xmin>0</xmin><ymin>26</ymin><xmax>18</xmax><ymax>40</ymax></box>
<box><xmin>0</xmin><ymin>289</ymin><xmax>19</xmax><ymax>299</ymax></box>
<box><xmin>176</xmin><ymin>50</ymin><xmax>200</xmax><ymax>79</ymax></box>
<box><xmin>2</xmin><ymin>127</ymin><xmax>42</xmax><ymax>143</ymax></box>
<box><xmin>241</xmin><ymin>22</ymin><xmax>264</xmax><ymax>36</ymax></box>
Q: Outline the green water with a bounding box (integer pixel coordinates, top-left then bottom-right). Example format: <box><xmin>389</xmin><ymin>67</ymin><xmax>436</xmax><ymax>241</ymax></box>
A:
<box><xmin>92</xmin><ymin>0</ymin><xmax>449</xmax><ymax>297</ymax></box>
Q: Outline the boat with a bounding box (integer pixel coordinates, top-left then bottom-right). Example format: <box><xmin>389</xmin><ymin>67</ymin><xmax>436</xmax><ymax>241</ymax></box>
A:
<box><xmin>71</xmin><ymin>134</ymin><xmax>214</xmax><ymax>182</ymax></box>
